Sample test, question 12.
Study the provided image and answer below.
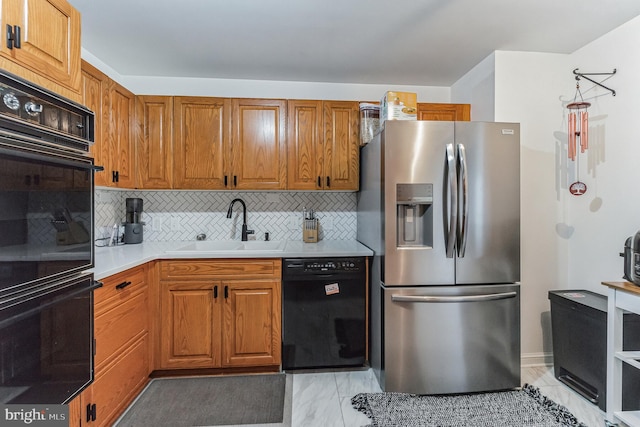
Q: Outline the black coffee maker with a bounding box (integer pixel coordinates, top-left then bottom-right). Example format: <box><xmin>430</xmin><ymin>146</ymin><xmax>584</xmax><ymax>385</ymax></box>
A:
<box><xmin>124</xmin><ymin>198</ymin><xmax>144</xmax><ymax>244</ymax></box>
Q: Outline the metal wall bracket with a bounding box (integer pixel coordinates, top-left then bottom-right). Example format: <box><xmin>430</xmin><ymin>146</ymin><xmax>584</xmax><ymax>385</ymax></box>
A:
<box><xmin>573</xmin><ymin>68</ymin><xmax>617</xmax><ymax>96</ymax></box>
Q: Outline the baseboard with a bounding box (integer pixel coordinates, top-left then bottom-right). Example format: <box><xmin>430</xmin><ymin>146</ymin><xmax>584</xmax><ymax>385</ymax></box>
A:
<box><xmin>521</xmin><ymin>352</ymin><xmax>553</xmax><ymax>367</ymax></box>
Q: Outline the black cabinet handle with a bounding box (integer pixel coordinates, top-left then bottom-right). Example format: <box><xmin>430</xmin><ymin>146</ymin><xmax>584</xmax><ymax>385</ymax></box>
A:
<box><xmin>224</xmin><ymin>285</ymin><xmax>229</xmax><ymax>299</ymax></box>
<box><xmin>233</xmin><ymin>175</ymin><xmax>237</xmax><ymax>187</ymax></box>
<box><xmin>317</xmin><ymin>176</ymin><xmax>321</xmax><ymax>187</ymax></box>
<box><xmin>224</xmin><ymin>176</ymin><xmax>228</xmax><ymax>187</ymax></box>
<box><xmin>6</xmin><ymin>25</ymin><xmax>19</xmax><ymax>49</ymax></box>
<box><xmin>112</xmin><ymin>170</ymin><xmax>119</xmax><ymax>183</ymax></box>
<box><xmin>326</xmin><ymin>176</ymin><xmax>331</xmax><ymax>187</ymax></box>
<box><xmin>86</xmin><ymin>403</ymin><xmax>96</xmax><ymax>422</ymax></box>
<box><xmin>13</xmin><ymin>25</ymin><xmax>20</xmax><ymax>49</ymax></box>
<box><xmin>115</xmin><ymin>280</ymin><xmax>132</xmax><ymax>290</ymax></box>
<box><xmin>214</xmin><ymin>285</ymin><xmax>218</xmax><ymax>299</ymax></box>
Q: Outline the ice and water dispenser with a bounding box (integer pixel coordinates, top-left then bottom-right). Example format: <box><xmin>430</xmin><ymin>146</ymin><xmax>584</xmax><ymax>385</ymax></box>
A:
<box><xmin>396</xmin><ymin>183</ymin><xmax>433</xmax><ymax>248</ymax></box>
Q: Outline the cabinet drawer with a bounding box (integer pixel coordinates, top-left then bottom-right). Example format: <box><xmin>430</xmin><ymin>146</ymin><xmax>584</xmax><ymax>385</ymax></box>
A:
<box><xmin>91</xmin><ymin>333</ymin><xmax>149</xmax><ymax>427</ymax></box>
<box><xmin>95</xmin><ymin>265</ymin><xmax>146</xmax><ymax>310</ymax></box>
<box><xmin>94</xmin><ymin>288</ymin><xmax>148</xmax><ymax>368</ymax></box>
<box><xmin>160</xmin><ymin>259</ymin><xmax>281</xmax><ymax>280</ymax></box>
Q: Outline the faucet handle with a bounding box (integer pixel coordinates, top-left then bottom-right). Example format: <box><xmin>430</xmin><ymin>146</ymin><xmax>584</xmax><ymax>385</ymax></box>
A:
<box><xmin>196</xmin><ymin>233</ymin><xmax>206</xmax><ymax>241</ymax></box>
<box><xmin>247</xmin><ymin>229</ymin><xmax>255</xmax><ymax>235</ymax></box>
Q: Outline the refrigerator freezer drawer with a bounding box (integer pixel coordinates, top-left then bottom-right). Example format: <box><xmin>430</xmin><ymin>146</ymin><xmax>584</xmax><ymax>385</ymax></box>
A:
<box><xmin>382</xmin><ymin>284</ymin><xmax>520</xmax><ymax>394</ymax></box>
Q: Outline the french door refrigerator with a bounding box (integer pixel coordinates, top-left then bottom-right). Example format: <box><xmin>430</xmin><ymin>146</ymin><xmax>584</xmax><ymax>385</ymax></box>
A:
<box><xmin>357</xmin><ymin>120</ymin><xmax>521</xmax><ymax>395</ymax></box>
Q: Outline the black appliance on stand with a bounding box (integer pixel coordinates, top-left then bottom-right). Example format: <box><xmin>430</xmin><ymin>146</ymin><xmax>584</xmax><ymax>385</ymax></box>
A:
<box><xmin>124</xmin><ymin>198</ymin><xmax>143</xmax><ymax>244</ymax></box>
<box><xmin>0</xmin><ymin>69</ymin><xmax>101</xmax><ymax>404</ymax></box>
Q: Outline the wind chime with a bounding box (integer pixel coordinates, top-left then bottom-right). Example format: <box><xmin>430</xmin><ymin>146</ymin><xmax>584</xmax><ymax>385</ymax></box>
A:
<box><xmin>567</xmin><ymin>83</ymin><xmax>590</xmax><ymax>196</ymax></box>
<box><xmin>566</xmin><ymin>68</ymin><xmax>616</xmax><ymax>196</ymax></box>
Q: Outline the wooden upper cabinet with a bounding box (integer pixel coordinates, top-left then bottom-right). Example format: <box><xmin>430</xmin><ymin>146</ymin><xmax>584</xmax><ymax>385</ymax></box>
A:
<box><xmin>287</xmin><ymin>100</ymin><xmax>359</xmax><ymax>191</ymax></box>
<box><xmin>231</xmin><ymin>98</ymin><xmax>287</xmax><ymax>190</ymax></box>
<box><xmin>323</xmin><ymin>101</ymin><xmax>359</xmax><ymax>190</ymax></box>
<box><xmin>136</xmin><ymin>96</ymin><xmax>173</xmax><ymax>189</ymax></box>
<box><xmin>107</xmin><ymin>81</ymin><xmax>136</xmax><ymax>188</ymax></box>
<box><xmin>287</xmin><ymin>100</ymin><xmax>322</xmax><ymax>190</ymax></box>
<box><xmin>417</xmin><ymin>103</ymin><xmax>471</xmax><ymax>121</ymax></box>
<box><xmin>173</xmin><ymin>97</ymin><xmax>231</xmax><ymax>190</ymax></box>
<box><xmin>81</xmin><ymin>61</ymin><xmax>110</xmax><ymax>187</ymax></box>
<box><xmin>0</xmin><ymin>0</ymin><xmax>81</xmax><ymax>101</ymax></box>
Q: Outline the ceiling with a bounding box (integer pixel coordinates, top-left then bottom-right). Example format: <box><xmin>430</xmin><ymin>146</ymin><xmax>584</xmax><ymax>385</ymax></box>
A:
<box><xmin>69</xmin><ymin>0</ymin><xmax>640</xmax><ymax>87</ymax></box>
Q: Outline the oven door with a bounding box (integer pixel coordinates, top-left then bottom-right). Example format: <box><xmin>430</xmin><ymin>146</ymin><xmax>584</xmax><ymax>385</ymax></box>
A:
<box><xmin>0</xmin><ymin>273</ymin><xmax>101</xmax><ymax>404</ymax></box>
<box><xmin>0</xmin><ymin>132</ymin><xmax>95</xmax><ymax>293</ymax></box>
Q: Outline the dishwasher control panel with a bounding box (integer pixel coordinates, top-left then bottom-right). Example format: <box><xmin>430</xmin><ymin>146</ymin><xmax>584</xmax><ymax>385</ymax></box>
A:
<box><xmin>283</xmin><ymin>257</ymin><xmax>364</xmax><ymax>275</ymax></box>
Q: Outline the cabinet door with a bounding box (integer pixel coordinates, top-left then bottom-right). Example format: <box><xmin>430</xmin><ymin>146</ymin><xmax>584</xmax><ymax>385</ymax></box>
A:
<box><xmin>107</xmin><ymin>81</ymin><xmax>136</xmax><ymax>188</ymax></box>
<box><xmin>417</xmin><ymin>103</ymin><xmax>471</xmax><ymax>121</ymax></box>
<box><xmin>231</xmin><ymin>98</ymin><xmax>287</xmax><ymax>190</ymax></box>
<box><xmin>173</xmin><ymin>97</ymin><xmax>231</xmax><ymax>189</ymax></box>
<box><xmin>159</xmin><ymin>281</ymin><xmax>222</xmax><ymax>368</ymax></box>
<box><xmin>67</xmin><ymin>393</ymin><xmax>82</xmax><ymax>426</ymax></box>
<box><xmin>287</xmin><ymin>100</ymin><xmax>323</xmax><ymax>190</ymax></box>
<box><xmin>222</xmin><ymin>279</ymin><xmax>281</xmax><ymax>367</ymax></box>
<box><xmin>81</xmin><ymin>61</ymin><xmax>110</xmax><ymax>187</ymax></box>
<box><xmin>323</xmin><ymin>101</ymin><xmax>359</xmax><ymax>190</ymax></box>
<box><xmin>135</xmin><ymin>96</ymin><xmax>173</xmax><ymax>188</ymax></box>
<box><xmin>0</xmin><ymin>0</ymin><xmax>81</xmax><ymax>93</ymax></box>
<box><xmin>86</xmin><ymin>334</ymin><xmax>149</xmax><ymax>427</ymax></box>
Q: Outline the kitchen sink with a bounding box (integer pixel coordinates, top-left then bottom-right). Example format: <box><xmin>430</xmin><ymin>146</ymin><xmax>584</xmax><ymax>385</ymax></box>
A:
<box><xmin>238</xmin><ymin>241</ymin><xmax>285</xmax><ymax>251</ymax></box>
<box><xmin>166</xmin><ymin>240</ymin><xmax>285</xmax><ymax>254</ymax></box>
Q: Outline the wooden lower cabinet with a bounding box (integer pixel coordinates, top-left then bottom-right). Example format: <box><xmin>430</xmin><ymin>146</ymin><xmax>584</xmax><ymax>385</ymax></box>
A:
<box><xmin>222</xmin><ymin>279</ymin><xmax>281</xmax><ymax>367</ymax></box>
<box><xmin>157</xmin><ymin>259</ymin><xmax>281</xmax><ymax>370</ymax></box>
<box><xmin>69</xmin><ymin>265</ymin><xmax>150</xmax><ymax>427</ymax></box>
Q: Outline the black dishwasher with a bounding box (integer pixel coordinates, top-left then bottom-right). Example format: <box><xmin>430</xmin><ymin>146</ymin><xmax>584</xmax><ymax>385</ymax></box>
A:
<box><xmin>282</xmin><ymin>257</ymin><xmax>366</xmax><ymax>370</ymax></box>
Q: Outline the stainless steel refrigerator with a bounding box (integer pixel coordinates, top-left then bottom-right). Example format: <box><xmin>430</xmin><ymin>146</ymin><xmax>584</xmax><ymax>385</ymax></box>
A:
<box><xmin>357</xmin><ymin>120</ymin><xmax>521</xmax><ymax>395</ymax></box>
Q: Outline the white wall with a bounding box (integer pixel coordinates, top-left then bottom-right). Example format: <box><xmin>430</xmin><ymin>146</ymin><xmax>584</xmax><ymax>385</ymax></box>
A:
<box><xmin>565</xmin><ymin>16</ymin><xmax>640</xmax><ymax>292</ymax></box>
<box><xmin>492</xmin><ymin>51</ymin><xmax>571</xmax><ymax>364</ymax></box>
<box><xmin>451</xmin><ymin>52</ymin><xmax>496</xmax><ymax>121</ymax></box>
<box><xmin>465</xmin><ymin>15</ymin><xmax>640</xmax><ymax>364</ymax></box>
<box><xmin>82</xmin><ymin>49</ymin><xmax>450</xmax><ymax>102</ymax></box>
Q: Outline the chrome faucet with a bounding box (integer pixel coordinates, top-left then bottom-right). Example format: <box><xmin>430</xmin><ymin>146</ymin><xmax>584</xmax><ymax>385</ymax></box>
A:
<box><xmin>226</xmin><ymin>198</ymin><xmax>254</xmax><ymax>241</ymax></box>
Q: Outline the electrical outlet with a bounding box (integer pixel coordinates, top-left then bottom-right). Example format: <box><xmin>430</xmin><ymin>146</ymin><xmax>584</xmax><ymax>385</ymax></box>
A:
<box><xmin>323</xmin><ymin>217</ymin><xmax>334</xmax><ymax>231</ymax></box>
<box><xmin>152</xmin><ymin>216</ymin><xmax>163</xmax><ymax>232</ymax></box>
<box><xmin>288</xmin><ymin>215</ymin><xmax>299</xmax><ymax>230</ymax></box>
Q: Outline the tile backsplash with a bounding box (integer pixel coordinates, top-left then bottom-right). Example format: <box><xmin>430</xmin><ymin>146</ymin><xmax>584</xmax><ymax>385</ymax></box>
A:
<box><xmin>95</xmin><ymin>188</ymin><xmax>357</xmax><ymax>243</ymax></box>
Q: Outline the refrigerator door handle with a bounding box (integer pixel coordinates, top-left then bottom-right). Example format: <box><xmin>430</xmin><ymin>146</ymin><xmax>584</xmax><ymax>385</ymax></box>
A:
<box><xmin>445</xmin><ymin>143</ymin><xmax>457</xmax><ymax>258</ymax></box>
<box><xmin>391</xmin><ymin>291</ymin><xmax>518</xmax><ymax>303</ymax></box>
<box><xmin>457</xmin><ymin>143</ymin><xmax>469</xmax><ymax>257</ymax></box>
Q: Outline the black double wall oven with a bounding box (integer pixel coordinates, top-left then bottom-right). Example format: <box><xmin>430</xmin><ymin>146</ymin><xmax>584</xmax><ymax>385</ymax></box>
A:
<box><xmin>0</xmin><ymin>70</ymin><xmax>100</xmax><ymax>405</ymax></box>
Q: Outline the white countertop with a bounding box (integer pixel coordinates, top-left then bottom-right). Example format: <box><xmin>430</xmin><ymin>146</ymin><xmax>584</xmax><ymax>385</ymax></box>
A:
<box><xmin>90</xmin><ymin>240</ymin><xmax>373</xmax><ymax>280</ymax></box>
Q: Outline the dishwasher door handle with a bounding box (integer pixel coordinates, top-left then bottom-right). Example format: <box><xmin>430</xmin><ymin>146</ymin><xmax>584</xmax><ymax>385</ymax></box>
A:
<box><xmin>391</xmin><ymin>291</ymin><xmax>517</xmax><ymax>303</ymax></box>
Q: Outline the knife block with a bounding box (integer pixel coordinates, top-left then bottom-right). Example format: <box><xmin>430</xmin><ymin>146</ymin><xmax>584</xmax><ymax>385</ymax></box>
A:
<box><xmin>303</xmin><ymin>218</ymin><xmax>318</xmax><ymax>243</ymax></box>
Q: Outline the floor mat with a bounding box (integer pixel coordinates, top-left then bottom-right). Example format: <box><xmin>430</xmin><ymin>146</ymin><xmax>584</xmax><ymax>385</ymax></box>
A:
<box><xmin>116</xmin><ymin>374</ymin><xmax>286</xmax><ymax>426</ymax></box>
<box><xmin>352</xmin><ymin>383</ymin><xmax>588</xmax><ymax>427</ymax></box>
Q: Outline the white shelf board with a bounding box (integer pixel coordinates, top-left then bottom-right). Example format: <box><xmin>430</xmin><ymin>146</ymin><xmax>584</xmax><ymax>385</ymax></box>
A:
<box><xmin>615</xmin><ymin>410</ymin><xmax>640</xmax><ymax>426</ymax></box>
<box><xmin>614</xmin><ymin>351</ymin><xmax>640</xmax><ymax>370</ymax></box>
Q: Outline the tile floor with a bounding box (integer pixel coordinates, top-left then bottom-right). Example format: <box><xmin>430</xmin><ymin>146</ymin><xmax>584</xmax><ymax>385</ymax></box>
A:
<box><xmin>283</xmin><ymin>365</ymin><xmax>606</xmax><ymax>427</ymax></box>
<box><xmin>120</xmin><ymin>366</ymin><xmax>607</xmax><ymax>427</ymax></box>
